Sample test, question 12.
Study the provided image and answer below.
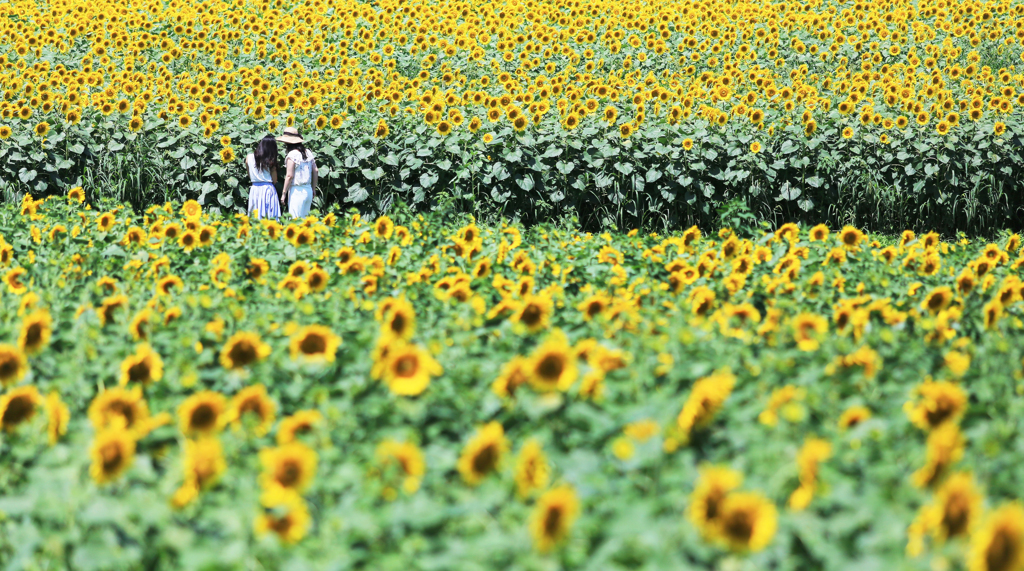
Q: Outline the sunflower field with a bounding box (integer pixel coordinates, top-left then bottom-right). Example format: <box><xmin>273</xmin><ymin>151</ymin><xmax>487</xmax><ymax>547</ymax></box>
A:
<box><xmin>3</xmin><ymin>0</ymin><xmax>1024</xmax><ymax>231</ymax></box>
<box><xmin>1</xmin><ymin>193</ymin><xmax>1024</xmax><ymax>569</ymax></box>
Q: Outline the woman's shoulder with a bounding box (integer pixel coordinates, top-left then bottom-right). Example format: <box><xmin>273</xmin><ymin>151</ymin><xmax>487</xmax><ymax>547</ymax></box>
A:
<box><xmin>287</xmin><ymin>149</ymin><xmax>316</xmax><ymax>162</ymax></box>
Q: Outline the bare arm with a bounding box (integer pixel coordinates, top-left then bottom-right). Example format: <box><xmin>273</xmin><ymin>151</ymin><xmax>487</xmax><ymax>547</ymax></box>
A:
<box><xmin>280</xmin><ymin>159</ymin><xmax>295</xmax><ymax>206</ymax></box>
<box><xmin>311</xmin><ymin>160</ymin><xmax>318</xmax><ymax>193</ymax></box>
<box><xmin>271</xmin><ymin>165</ymin><xmax>278</xmax><ymax>185</ymax></box>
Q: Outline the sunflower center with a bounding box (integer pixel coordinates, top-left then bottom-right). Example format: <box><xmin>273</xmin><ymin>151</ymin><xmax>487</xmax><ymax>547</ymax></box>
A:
<box><xmin>521</xmin><ymin>304</ymin><xmax>543</xmax><ymax>326</ymax></box>
<box><xmin>395</xmin><ymin>355</ymin><xmax>418</xmax><ymax>377</ymax></box>
<box><xmin>0</xmin><ymin>354</ymin><xmax>20</xmax><ymax>379</ymax></box>
<box><xmin>926</xmin><ymin>399</ymin><xmax>957</xmax><ymax>427</ymax></box>
<box><xmin>942</xmin><ymin>493</ymin><xmax>970</xmax><ymax>537</ymax></box>
<box><xmin>128</xmin><ymin>360</ymin><xmax>151</xmax><ymax>383</ymax></box>
<box><xmin>101</xmin><ymin>442</ymin><xmax>124</xmax><ymax>473</ymax></box>
<box><xmin>269</xmin><ymin>514</ymin><xmax>293</xmax><ymax>534</ymax></box>
<box><xmin>108</xmin><ymin>401</ymin><xmax>135</xmax><ymax>427</ymax></box>
<box><xmin>537</xmin><ymin>354</ymin><xmax>564</xmax><ymax>381</ymax></box>
<box><xmin>390</xmin><ymin>313</ymin><xmax>407</xmax><ymax>335</ymax></box>
<box><xmin>705</xmin><ymin>490</ymin><xmax>724</xmax><ymax>521</ymax></box>
<box><xmin>586</xmin><ymin>301</ymin><xmax>604</xmax><ymax>317</ymax></box>
<box><xmin>2</xmin><ymin>395</ymin><xmax>34</xmax><ymax>427</ymax></box>
<box><xmin>543</xmin><ymin>505</ymin><xmax>564</xmax><ymax>537</ymax></box>
<box><xmin>190</xmin><ymin>404</ymin><xmax>217</xmax><ymax>431</ymax></box>
<box><xmin>24</xmin><ymin>323</ymin><xmax>42</xmax><ymax>349</ymax></box>
<box><xmin>239</xmin><ymin>398</ymin><xmax>263</xmax><ymax>418</ymax></box>
<box><xmin>278</xmin><ymin>460</ymin><xmax>302</xmax><ymax>487</ymax></box>
<box><xmin>300</xmin><ymin>334</ymin><xmax>327</xmax><ymax>355</ymax></box>
<box><xmin>986</xmin><ymin>529</ymin><xmax>1017</xmax><ymax>571</ymax></box>
<box><xmin>472</xmin><ymin>443</ymin><xmax>499</xmax><ymax>475</ymax></box>
<box><xmin>229</xmin><ymin>341</ymin><xmax>258</xmax><ymax>367</ymax></box>
<box><xmin>722</xmin><ymin>509</ymin><xmax>755</xmax><ymax>543</ymax></box>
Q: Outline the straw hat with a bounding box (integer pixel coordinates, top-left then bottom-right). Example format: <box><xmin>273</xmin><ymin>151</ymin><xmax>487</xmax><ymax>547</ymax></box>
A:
<box><xmin>276</xmin><ymin>126</ymin><xmax>304</xmax><ymax>144</ymax></box>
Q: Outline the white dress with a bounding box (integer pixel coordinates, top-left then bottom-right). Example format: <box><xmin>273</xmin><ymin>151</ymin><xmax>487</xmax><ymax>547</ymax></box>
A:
<box><xmin>286</xmin><ymin>149</ymin><xmax>316</xmax><ymax>218</ymax></box>
<box><xmin>246</xmin><ymin>154</ymin><xmax>280</xmax><ymax>220</ymax></box>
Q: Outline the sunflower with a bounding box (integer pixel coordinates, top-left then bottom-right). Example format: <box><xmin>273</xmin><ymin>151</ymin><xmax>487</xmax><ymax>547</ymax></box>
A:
<box><xmin>526</xmin><ymin>329</ymin><xmax>577</xmax><ymax>392</ymax></box>
<box><xmin>577</xmin><ymin>294</ymin><xmax>611</xmax><ymax>320</ymax></box>
<box><xmin>491</xmin><ymin>355</ymin><xmax>530</xmax><ymax>398</ymax></box>
<box><xmin>968</xmin><ymin>502</ymin><xmax>1024</xmax><ymax>571</ymax></box>
<box><xmin>227</xmin><ymin>384</ymin><xmax>276</xmax><ymax>436</ymax></box>
<box><xmin>177</xmin><ymin>391</ymin><xmax>227</xmax><ymax>436</ymax></box>
<box><xmin>288</xmin><ymin>325</ymin><xmax>342</xmax><ymax>363</ymax></box>
<box><xmin>688</xmin><ymin>464</ymin><xmax>743</xmax><ymax>538</ymax></box>
<box><xmin>119</xmin><ymin>342</ymin><xmax>164</xmax><ymax>386</ymax></box>
<box><xmin>913</xmin><ymin>423</ymin><xmax>965</xmax><ymax>488</ymax></box>
<box><xmin>90</xmin><ymin>425</ymin><xmax>137</xmax><ymax>484</ymax></box>
<box><xmin>375</xmin><ymin>439</ymin><xmax>426</xmax><ymax>495</ymax></box>
<box><xmin>514</xmin><ymin>438</ymin><xmax>550</xmax><ymax>499</ymax></box>
<box><xmin>790</xmin><ymin>313</ymin><xmax>828</xmax><ymax>351</ymax></box>
<box><xmin>247</xmin><ymin>258</ymin><xmax>270</xmax><ymax>282</ymax></box>
<box><xmin>88</xmin><ymin>385</ymin><xmax>166</xmax><ymax>439</ymax></box>
<box><xmin>380</xmin><ymin>340</ymin><xmax>443</xmax><ymax>396</ymax></box>
<box><xmin>511</xmin><ymin>293</ymin><xmax>553</xmax><ymax>333</ymax></box>
<box><xmin>178</xmin><ymin>230</ymin><xmax>200</xmax><ymax>252</ymax></box>
<box><xmin>254</xmin><ymin>486</ymin><xmax>311</xmax><ymax>544</ymax></box>
<box><xmin>157</xmin><ymin>275</ymin><xmax>184</xmax><ymax>296</ymax></box>
<box><xmin>5</xmin><ymin>267</ymin><xmax>28</xmax><ymax>295</ymax></box>
<box><xmin>44</xmin><ymin>391</ymin><xmax>70</xmax><ymax>445</ymax></box>
<box><xmin>457</xmin><ymin>421</ymin><xmax>509</xmax><ymax>485</ymax></box>
<box><xmin>716</xmin><ymin>492</ymin><xmax>778</xmax><ymax>552</ymax></box>
<box><xmin>67</xmin><ymin>187</ymin><xmax>86</xmax><ymax>203</ymax></box>
<box><xmin>838</xmin><ymin>405</ymin><xmax>871</xmax><ymax>430</ymax></box>
<box><xmin>904</xmin><ymin>379</ymin><xmax>967</xmax><ymax>430</ymax></box>
<box><xmin>0</xmin><ymin>385</ymin><xmax>41</xmax><ymax>432</ymax></box>
<box><xmin>922</xmin><ymin>286</ymin><xmax>954</xmax><ymax>314</ymax></box>
<box><xmin>374</xmin><ymin>215</ymin><xmax>394</xmax><ymax>239</ymax></box>
<box><xmin>0</xmin><ymin>343</ymin><xmax>28</xmax><ymax>387</ymax></box>
<box><xmin>909</xmin><ymin>471</ymin><xmax>982</xmax><ymax>550</ymax></box>
<box><xmin>788</xmin><ymin>438</ymin><xmax>832</xmax><ymax>511</ymax></box>
<box><xmin>171</xmin><ymin>437</ymin><xmax>227</xmax><ymax>508</ymax></box>
<box><xmin>277</xmin><ymin>410</ymin><xmax>323</xmax><ymax>445</ymax></box>
<box><xmin>220</xmin><ymin>331</ymin><xmax>271</xmax><ymax>370</ymax></box>
<box><xmin>677</xmin><ymin>368</ymin><xmax>736</xmax><ymax>438</ymax></box>
<box><xmin>838</xmin><ymin>226</ymin><xmax>865</xmax><ymax>249</ymax></box>
<box><xmin>259</xmin><ymin>442</ymin><xmax>318</xmax><ymax>493</ymax></box>
<box><xmin>530</xmin><ymin>486</ymin><xmax>580</xmax><ymax>553</ymax></box>
<box><xmin>305</xmin><ymin>266</ymin><xmax>329</xmax><ymax>292</ymax></box>
<box><xmin>380</xmin><ymin>297</ymin><xmax>416</xmax><ymax>341</ymax></box>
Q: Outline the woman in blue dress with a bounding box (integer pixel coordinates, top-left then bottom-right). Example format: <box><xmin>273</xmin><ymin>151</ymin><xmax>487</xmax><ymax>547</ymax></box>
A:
<box><xmin>246</xmin><ymin>135</ymin><xmax>280</xmax><ymax>220</ymax></box>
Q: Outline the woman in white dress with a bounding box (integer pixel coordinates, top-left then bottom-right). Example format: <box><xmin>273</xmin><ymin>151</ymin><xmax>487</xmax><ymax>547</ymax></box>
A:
<box><xmin>276</xmin><ymin>127</ymin><xmax>318</xmax><ymax>219</ymax></box>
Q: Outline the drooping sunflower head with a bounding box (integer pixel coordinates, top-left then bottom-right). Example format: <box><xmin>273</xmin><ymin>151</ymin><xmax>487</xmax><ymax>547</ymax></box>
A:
<box><xmin>228</xmin><ymin>384</ymin><xmax>277</xmax><ymax>436</ymax></box>
<box><xmin>0</xmin><ymin>343</ymin><xmax>28</xmax><ymax>387</ymax></box>
<box><xmin>277</xmin><ymin>410</ymin><xmax>323</xmax><ymax>445</ymax></box>
<box><xmin>119</xmin><ymin>342</ymin><xmax>164</xmax><ymax>386</ymax></box>
<box><xmin>530</xmin><ymin>486</ymin><xmax>581</xmax><ymax>552</ymax></box>
<box><xmin>837</xmin><ymin>405</ymin><xmax>872</xmax><ymax>430</ymax></box>
<box><xmin>254</xmin><ymin>486</ymin><xmax>311</xmax><ymax>544</ymax></box>
<box><xmin>969</xmin><ymin>502</ymin><xmax>1024</xmax><ymax>571</ymax></box>
<box><xmin>0</xmin><ymin>385</ymin><xmax>41</xmax><ymax>432</ymax></box>
<box><xmin>457</xmin><ymin>421</ymin><xmax>509</xmax><ymax>486</ymax></box>
<box><xmin>90</xmin><ymin>426</ymin><xmax>137</xmax><ymax>485</ymax></box>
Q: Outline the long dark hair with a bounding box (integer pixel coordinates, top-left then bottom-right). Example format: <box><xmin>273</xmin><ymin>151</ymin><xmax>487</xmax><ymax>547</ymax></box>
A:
<box><xmin>285</xmin><ymin>141</ymin><xmax>310</xmax><ymax>161</ymax></box>
<box><xmin>253</xmin><ymin>135</ymin><xmax>278</xmax><ymax>173</ymax></box>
